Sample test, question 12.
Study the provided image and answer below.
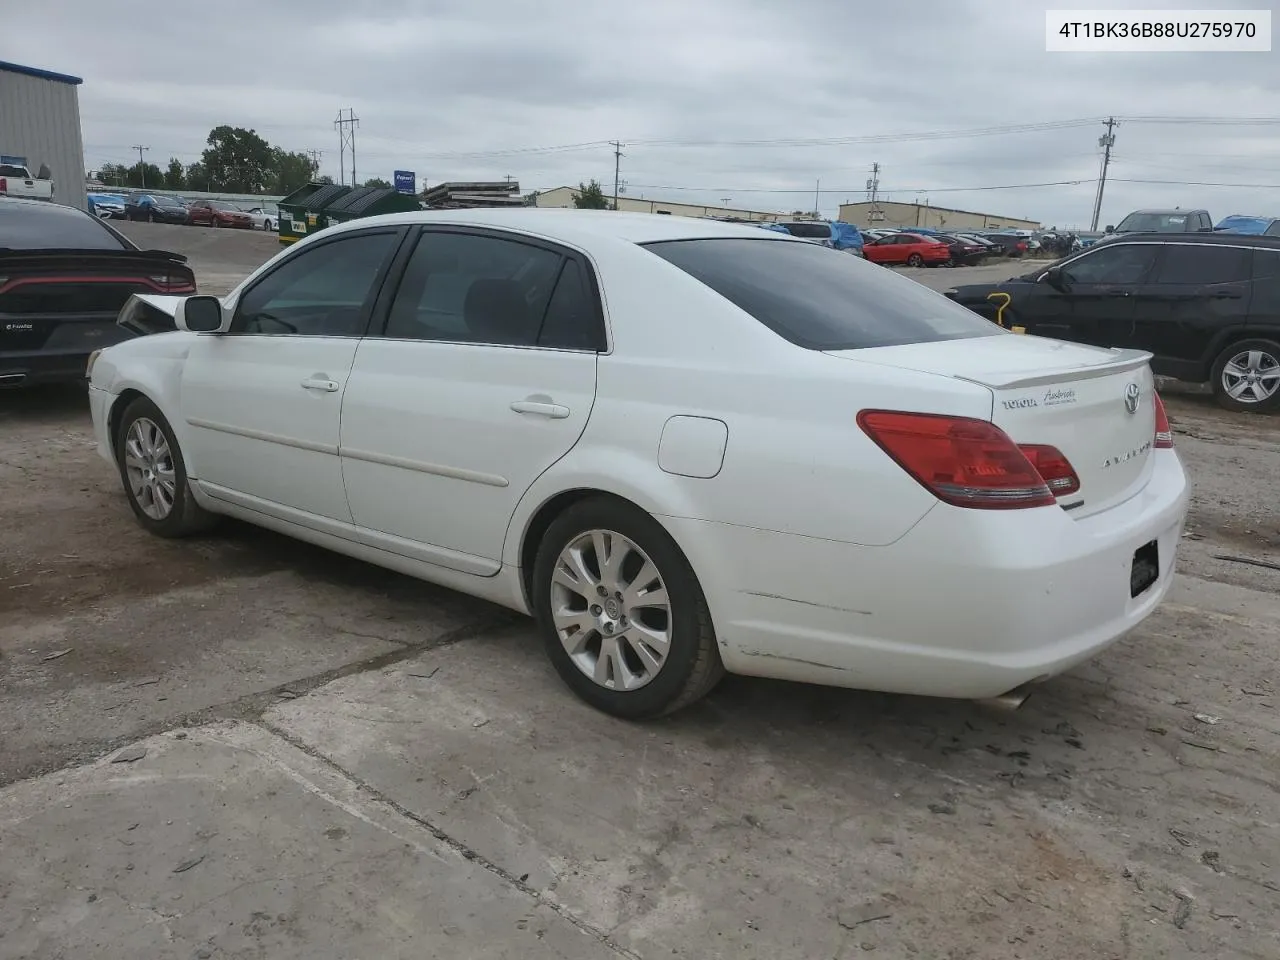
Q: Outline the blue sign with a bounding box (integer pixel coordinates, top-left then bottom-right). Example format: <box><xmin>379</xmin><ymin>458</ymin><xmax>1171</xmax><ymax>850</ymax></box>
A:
<box><xmin>393</xmin><ymin>170</ymin><xmax>416</xmax><ymax>195</ymax></box>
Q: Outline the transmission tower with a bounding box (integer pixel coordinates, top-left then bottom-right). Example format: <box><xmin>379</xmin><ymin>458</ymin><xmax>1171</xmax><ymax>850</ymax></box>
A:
<box><xmin>335</xmin><ymin>109</ymin><xmax>360</xmax><ymax>187</ymax></box>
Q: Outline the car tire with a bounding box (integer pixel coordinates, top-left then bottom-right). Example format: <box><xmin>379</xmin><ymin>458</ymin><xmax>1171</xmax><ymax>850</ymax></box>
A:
<box><xmin>532</xmin><ymin>495</ymin><xmax>724</xmax><ymax>719</ymax></box>
<box><xmin>147</xmin><ymin>210</ymin><xmax>155</xmax><ymax>223</ymax></box>
<box><xmin>1210</xmin><ymin>339</ymin><xmax>1280</xmax><ymax>413</ymax></box>
<box><xmin>114</xmin><ymin>396</ymin><xmax>217</xmax><ymax>538</ymax></box>
<box><xmin>907</xmin><ymin>253</ymin><xmax>924</xmax><ymax>267</ymax></box>
<box><xmin>210</xmin><ymin>217</ymin><xmax>219</xmax><ymax>228</ymax></box>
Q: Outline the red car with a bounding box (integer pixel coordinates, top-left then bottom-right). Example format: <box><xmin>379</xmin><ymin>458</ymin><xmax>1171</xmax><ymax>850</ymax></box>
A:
<box><xmin>186</xmin><ymin>199</ymin><xmax>253</xmax><ymax>229</ymax></box>
<box><xmin>863</xmin><ymin>232</ymin><xmax>952</xmax><ymax>267</ymax></box>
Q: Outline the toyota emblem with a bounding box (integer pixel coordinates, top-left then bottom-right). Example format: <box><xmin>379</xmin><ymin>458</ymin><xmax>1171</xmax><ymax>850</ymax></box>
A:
<box><xmin>1124</xmin><ymin>382</ymin><xmax>1141</xmax><ymax>415</ymax></box>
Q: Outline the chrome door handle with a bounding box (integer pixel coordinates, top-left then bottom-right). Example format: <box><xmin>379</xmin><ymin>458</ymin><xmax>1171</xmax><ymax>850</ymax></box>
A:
<box><xmin>301</xmin><ymin>377</ymin><xmax>339</xmax><ymax>392</ymax></box>
<box><xmin>510</xmin><ymin>400</ymin><xmax>570</xmax><ymax>419</ymax></box>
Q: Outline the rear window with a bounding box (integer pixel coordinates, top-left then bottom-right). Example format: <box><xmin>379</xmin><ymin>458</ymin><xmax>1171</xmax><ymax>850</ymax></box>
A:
<box><xmin>0</xmin><ymin>200</ymin><xmax>129</xmax><ymax>250</ymax></box>
<box><xmin>645</xmin><ymin>237</ymin><xmax>999</xmax><ymax>350</ymax></box>
<box><xmin>1116</xmin><ymin>212</ymin><xmax>1190</xmax><ymax>233</ymax></box>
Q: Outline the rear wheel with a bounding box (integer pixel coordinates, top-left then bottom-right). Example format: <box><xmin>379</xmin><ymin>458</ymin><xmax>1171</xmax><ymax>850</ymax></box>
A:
<box><xmin>532</xmin><ymin>497</ymin><xmax>724</xmax><ymax>719</ymax></box>
<box><xmin>210</xmin><ymin>217</ymin><xmax>219</xmax><ymax>228</ymax></box>
<box><xmin>1211</xmin><ymin>339</ymin><xmax>1280</xmax><ymax>413</ymax></box>
<box><xmin>115</xmin><ymin>397</ymin><xmax>217</xmax><ymax>537</ymax></box>
<box><xmin>907</xmin><ymin>253</ymin><xmax>924</xmax><ymax>267</ymax></box>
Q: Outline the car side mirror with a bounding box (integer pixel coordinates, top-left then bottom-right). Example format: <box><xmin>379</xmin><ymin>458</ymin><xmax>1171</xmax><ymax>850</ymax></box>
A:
<box><xmin>1042</xmin><ymin>265</ymin><xmax>1068</xmax><ymax>290</ymax></box>
<box><xmin>175</xmin><ymin>295</ymin><xmax>229</xmax><ymax>333</ymax></box>
<box><xmin>1104</xmin><ymin>225</ymin><xmax>1115</xmax><ymax>233</ymax></box>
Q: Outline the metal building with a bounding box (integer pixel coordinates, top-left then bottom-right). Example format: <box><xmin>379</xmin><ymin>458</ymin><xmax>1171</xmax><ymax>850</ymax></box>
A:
<box><xmin>838</xmin><ymin>200</ymin><xmax>1039</xmax><ymax>232</ymax></box>
<box><xmin>0</xmin><ymin>60</ymin><xmax>87</xmax><ymax>211</ymax></box>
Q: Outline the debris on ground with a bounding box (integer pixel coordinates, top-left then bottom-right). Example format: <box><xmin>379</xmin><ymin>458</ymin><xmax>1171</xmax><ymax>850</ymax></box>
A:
<box><xmin>41</xmin><ymin>648</ymin><xmax>73</xmax><ymax>661</ymax></box>
<box><xmin>172</xmin><ymin>854</ymin><xmax>206</xmax><ymax>874</ymax></box>
<box><xmin>110</xmin><ymin>744</ymin><xmax>147</xmax><ymax>764</ymax></box>
<box><xmin>836</xmin><ymin>899</ymin><xmax>894</xmax><ymax>930</ymax></box>
<box><xmin>1193</xmin><ymin>714</ymin><xmax>1221</xmax><ymax>725</ymax></box>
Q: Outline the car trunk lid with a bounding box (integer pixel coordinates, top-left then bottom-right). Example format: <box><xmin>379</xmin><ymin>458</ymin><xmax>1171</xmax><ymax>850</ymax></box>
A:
<box><xmin>827</xmin><ymin>335</ymin><xmax>1158</xmax><ymax>518</ymax></box>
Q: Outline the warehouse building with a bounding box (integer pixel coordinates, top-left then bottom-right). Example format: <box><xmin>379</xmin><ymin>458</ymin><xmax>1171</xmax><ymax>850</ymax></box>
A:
<box><xmin>838</xmin><ymin>200</ymin><xmax>1039</xmax><ymax>231</ymax></box>
<box><xmin>0</xmin><ymin>60</ymin><xmax>87</xmax><ymax>211</ymax></box>
<box><xmin>532</xmin><ymin>186</ymin><xmax>785</xmax><ymax>222</ymax></box>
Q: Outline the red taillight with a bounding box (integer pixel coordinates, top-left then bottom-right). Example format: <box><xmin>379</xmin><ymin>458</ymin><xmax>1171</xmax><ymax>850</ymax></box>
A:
<box><xmin>1017</xmin><ymin>444</ymin><xmax>1080</xmax><ymax>496</ymax></box>
<box><xmin>0</xmin><ymin>178</ymin><xmax>6</xmax><ymax>192</ymax></box>
<box><xmin>1153</xmin><ymin>392</ymin><xmax>1174</xmax><ymax>449</ymax></box>
<box><xmin>857</xmin><ymin>410</ymin><xmax>1055</xmax><ymax>510</ymax></box>
<box><xmin>147</xmin><ymin>274</ymin><xmax>195</xmax><ymax>293</ymax></box>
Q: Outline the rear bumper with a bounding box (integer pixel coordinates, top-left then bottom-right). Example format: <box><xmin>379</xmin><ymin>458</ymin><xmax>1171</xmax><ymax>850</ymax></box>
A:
<box><xmin>0</xmin><ymin>349</ymin><xmax>96</xmax><ymax>386</ymax></box>
<box><xmin>666</xmin><ymin>450</ymin><xmax>1190</xmax><ymax>700</ymax></box>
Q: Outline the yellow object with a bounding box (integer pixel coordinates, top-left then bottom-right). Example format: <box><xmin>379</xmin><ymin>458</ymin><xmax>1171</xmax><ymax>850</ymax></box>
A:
<box><xmin>985</xmin><ymin>291</ymin><xmax>1012</xmax><ymax>327</ymax></box>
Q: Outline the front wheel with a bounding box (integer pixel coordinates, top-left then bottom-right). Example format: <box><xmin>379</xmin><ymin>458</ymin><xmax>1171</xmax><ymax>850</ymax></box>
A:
<box><xmin>1211</xmin><ymin>339</ymin><xmax>1280</xmax><ymax>413</ymax></box>
<box><xmin>115</xmin><ymin>397</ymin><xmax>217</xmax><ymax>537</ymax></box>
<box><xmin>907</xmin><ymin>253</ymin><xmax>924</xmax><ymax>267</ymax></box>
<box><xmin>532</xmin><ymin>497</ymin><xmax>724</xmax><ymax>719</ymax></box>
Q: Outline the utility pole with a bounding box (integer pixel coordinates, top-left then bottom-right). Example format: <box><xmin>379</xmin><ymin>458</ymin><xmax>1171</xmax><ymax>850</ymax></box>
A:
<box><xmin>132</xmin><ymin>145</ymin><xmax>149</xmax><ymax>187</ymax></box>
<box><xmin>335</xmin><ymin>109</ymin><xmax>360</xmax><ymax>187</ymax></box>
<box><xmin>866</xmin><ymin>162</ymin><xmax>882</xmax><ymax>223</ymax></box>
<box><xmin>305</xmin><ymin>149</ymin><xmax>322</xmax><ymax>177</ymax></box>
<box><xmin>813</xmin><ymin>179</ymin><xmax>820</xmax><ymax>218</ymax></box>
<box><xmin>1090</xmin><ymin>117</ymin><xmax>1118</xmax><ymax>231</ymax></box>
<box><xmin>611</xmin><ymin>141</ymin><xmax>624</xmax><ymax>210</ymax></box>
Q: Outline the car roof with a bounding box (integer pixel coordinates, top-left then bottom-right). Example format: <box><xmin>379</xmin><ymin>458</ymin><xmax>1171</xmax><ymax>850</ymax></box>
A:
<box><xmin>0</xmin><ymin>195</ymin><xmax>90</xmax><ymax>217</ymax></box>
<box><xmin>1124</xmin><ymin>208</ymin><xmax>1208</xmax><ymax>215</ymax></box>
<box><xmin>321</xmin><ymin>208</ymin><xmax>798</xmax><ymax>247</ymax></box>
<box><xmin>1083</xmin><ymin>231</ymin><xmax>1280</xmax><ymax>250</ymax></box>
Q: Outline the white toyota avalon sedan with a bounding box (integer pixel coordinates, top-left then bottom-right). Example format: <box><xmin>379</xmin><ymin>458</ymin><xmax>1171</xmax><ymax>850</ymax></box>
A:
<box><xmin>86</xmin><ymin>209</ymin><xmax>1189</xmax><ymax>718</ymax></box>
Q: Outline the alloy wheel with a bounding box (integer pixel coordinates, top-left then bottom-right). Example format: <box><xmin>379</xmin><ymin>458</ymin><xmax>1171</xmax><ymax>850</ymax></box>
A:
<box><xmin>549</xmin><ymin>529</ymin><xmax>672</xmax><ymax>692</ymax></box>
<box><xmin>1221</xmin><ymin>349</ymin><xmax>1280</xmax><ymax>404</ymax></box>
<box><xmin>123</xmin><ymin>418</ymin><xmax>177</xmax><ymax>520</ymax></box>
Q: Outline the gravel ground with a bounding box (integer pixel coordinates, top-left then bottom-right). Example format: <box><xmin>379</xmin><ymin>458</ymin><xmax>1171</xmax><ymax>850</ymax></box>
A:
<box><xmin>1</xmin><ymin>222</ymin><xmax>1277</xmax><ymax>959</ymax></box>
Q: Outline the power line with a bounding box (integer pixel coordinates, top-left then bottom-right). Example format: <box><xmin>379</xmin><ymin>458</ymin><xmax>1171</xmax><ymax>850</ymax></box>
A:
<box><xmin>613</xmin><ymin>178</ymin><xmax>1095</xmax><ymax>195</ymax></box>
<box><xmin>131</xmin><ymin>145</ymin><xmax>150</xmax><ymax>187</ymax></box>
<box><xmin>335</xmin><ymin>108</ymin><xmax>359</xmax><ymax>187</ymax></box>
<box><xmin>611</xmin><ymin>140</ymin><xmax>623</xmax><ymax>210</ymax></box>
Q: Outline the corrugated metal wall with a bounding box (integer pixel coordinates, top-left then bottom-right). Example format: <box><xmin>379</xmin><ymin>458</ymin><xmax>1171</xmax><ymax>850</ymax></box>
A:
<box><xmin>0</xmin><ymin>69</ymin><xmax>87</xmax><ymax>211</ymax></box>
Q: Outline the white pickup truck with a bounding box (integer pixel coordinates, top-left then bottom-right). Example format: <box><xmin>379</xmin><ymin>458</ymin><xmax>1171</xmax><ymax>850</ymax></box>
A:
<box><xmin>0</xmin><ymin>163</ymin><xmax>54</xmax><ymax>201</ymax></box>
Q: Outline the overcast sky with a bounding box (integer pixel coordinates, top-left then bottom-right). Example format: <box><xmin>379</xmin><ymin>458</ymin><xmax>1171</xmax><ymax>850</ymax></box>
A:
<box><xmin>9</xmin><ymin>0</ymin><xmax>1279</xmax><ymax>227</ymax></box>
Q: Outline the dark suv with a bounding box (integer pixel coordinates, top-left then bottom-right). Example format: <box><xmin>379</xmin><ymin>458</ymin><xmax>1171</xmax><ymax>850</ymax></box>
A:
<box><xmin>943</xmin><ymin>233</ymin><xmax>1280</xmax><ymax>412</ymax></box>
<box><xmin>1096</xmin><ymin>208</ymin><xmax>1213</xmax><ymax>246</ymax></box>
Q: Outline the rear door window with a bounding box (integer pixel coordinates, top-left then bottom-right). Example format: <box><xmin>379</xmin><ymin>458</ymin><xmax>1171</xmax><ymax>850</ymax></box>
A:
<box><xmin>1061</xmin><ymin>244</ymin><xmax>1159</xmax><ymax>285</ymax></box>
<box><xmin>0</xmin><ymin>200</ymin><xmax>128</xmax><ymax>250</ymax></box>
<box><xmin>1153</xmin><ymin>244</ymin><xmax>1251</xmax><ymax>284</ymax></box>
<box><xmin>645</xmin><ymin>237</ymin><xmax>998</xmax><ymax>350</ymax></box>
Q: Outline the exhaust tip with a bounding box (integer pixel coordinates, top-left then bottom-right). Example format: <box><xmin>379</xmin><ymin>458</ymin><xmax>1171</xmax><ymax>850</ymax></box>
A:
<box><xmin>975</xmin><ymin>683</ymin><xmax>1034</xmax><ymax>712</ymax></box>
<box><xmin>0</xmin><ymin>373</ymin><xmax>27</xmax><ymax>385</ymax></box>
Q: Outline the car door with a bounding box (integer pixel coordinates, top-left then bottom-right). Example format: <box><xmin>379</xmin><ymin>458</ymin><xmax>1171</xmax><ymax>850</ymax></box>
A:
<box><xmin>179</xmin><ymin>227</ymin><xmax>405</xmax><ymax>528</ymax></box>
<box><xmin>339</xmin><ymin>227</ymin><xmax>603</xmax><ymax>575</ymax></box>
<box><xmin>1125</xmin><ymin>242</ymin><xmax>1252</xmax><ymax>379</ymax></box>
<box><xmin>1027</xmin><ymin>242</ymin><xmax>1157</xmax><ymax>346</ymax></box>
<box><xmin>187</xmin><ymin>201</ymin><xmax>207</xmax><ymax>225</ymax></box>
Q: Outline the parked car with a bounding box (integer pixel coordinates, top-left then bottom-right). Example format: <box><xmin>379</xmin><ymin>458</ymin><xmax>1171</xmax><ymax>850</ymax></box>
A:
<box><xmin>241</xmin><ymin>203</ymin><xmax>279</xmax><ymax>232</ymax></box>
<box><xmin>87</xmin><ymin>192</ymin><xmax>127</xmax><ymax>219</ymax></box>
<box><xmin>943</xmin><ymin>232</ymin><xmax>1280</xmax><ymax>412</ymax></box>
<box><xmin>0</xmin><ymin>162</ymin><xmax>54</xmax><ymax>201</ymax></box>
<box><xmin>932</xmin><ymin>234</ymin><xmax>987</xmax><ymax>266</ymax></box>
<box><xmin>86</xmin><ymin>210</ymin><xmax>1187</xmax><ymax>717</ymax></box>
<box><xmin>1096</xmin><ymin>209</ymin><xmax>1213</xmax><ymax>245</ymax></box>
<box><xmin>187</xmin><ymin>200</ymin><xmax>253</xmax><ymax>229</ymax></box>
<box><xmin>860</xmin><ymin>228</ymin><xmax>895</xmax><ymax>241</ymax></box>
<box><xmin>769</xmin><ymin>220</ymin><xmax>864</xmax><ymax>256</ymax></box>
<box><xmin>862</xmin><ymin>232</ymin><xmax>952</xmax><ymax>267</ymax></box>
<box><xmin>954</xmin><ymin>233</ymin><xmax>1001</xmax><ymax>253</ymax></box>
<box><xmin>1214</xmin><ymin>215</ymin><xmax>1280</xmax><ymax>237</ymax></box>
<box><xmin>0</xmin><ymin>196</ymin><xmax>195</xmax><ymax>387</ymax></box>
<box><xmin>974</xmin><ymin>232</ymin><xmax>1030</xmax><ymax>257</ymax></box>
<box><xmin>124</xmin><ymin>193</ymin><xmax>191</xmax><ymax>224</ymax></box>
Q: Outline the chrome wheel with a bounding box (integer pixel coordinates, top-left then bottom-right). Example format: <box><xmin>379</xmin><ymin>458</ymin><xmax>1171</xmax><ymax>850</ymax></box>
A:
<box><xmin>123</xmin><ymin>418</ymin><xmax>177</xmax><ymax>520</ymax></box>
<box><xmin>1221</xmin><ymin>349</ymin><xmax>1280</xmax><ymax>404</ymax></box>
<box><xmin>549</xmin><ymin>529</ymin><xmax>672</xmax><ymax>692</ymax></box>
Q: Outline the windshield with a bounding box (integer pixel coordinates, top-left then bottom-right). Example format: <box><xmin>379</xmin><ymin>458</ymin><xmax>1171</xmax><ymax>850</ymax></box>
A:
<box><xmin>210</xmin><ymin>201</ymin><xmax>238</xmax><ymax>211</ymax></box>
<box><xmin>645</xmin><ymin>237</ymin><xmax>999</xmax><ymax>351</ymax></box>
<box><xmin>1215</xmin><ymin>215</ymin><xmax>1275</xmax><ymax>234</ymax></box>
<box><xmin>154</xmin><ymin>196</ymin><xmax>183</xmax><ymax>207</ymax></box>
<box><xmin>1115</xmin><ymin>212</ymin><xmax>1190</xmax><ymax>232</ymax></box>
<box><xmin>0</xmin><ymin>200</ymin><xmax>129</xmax><ymax>250</ymax></box>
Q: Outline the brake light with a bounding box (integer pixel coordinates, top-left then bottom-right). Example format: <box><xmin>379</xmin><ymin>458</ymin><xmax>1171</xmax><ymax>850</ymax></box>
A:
<box><xmin>0</xmin><ymin>178</ymin><xmax>6</xmax><ymax>192</ymax></box>
<box><xmin>148</xmin><ymin>274</ymin><xmax>196</xmax><ymax>292</ymax></box>
<box><xmin>1017</xmin><ymin>444</ymin><xmax>1081</xmax><ymax>496</ymax></box>
<box><xmin>857</xmin><ymin>410</ymin><xmax>1055</xmax><ymax>510</ymax></box>
<box><xmin>1153</xmin><ymin>392</ymin><xmax>1174</xmax><ymax>448</ymax></box>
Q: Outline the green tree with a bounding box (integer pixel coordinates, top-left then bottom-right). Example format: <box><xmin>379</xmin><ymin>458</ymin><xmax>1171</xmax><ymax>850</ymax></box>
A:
<box><xmin>118</xmin><ymin>161</ymin><xmax>164</xmax><ymax>189</ymax></box>
<box><xmin>363</xmin><ymin>176</ymin><xmax>392</xmax><ymax>188</ymax></box>
<box><xmin>316</xmin><ymin>174</ymin><xmax>335</xmax><ymax>185</ymax></box>
<box><xmin>95</xmin><ymin>163</ymin><xmax>128</xmax><ymax>187</ymax></box>
<box><xmin>164</xmin><ymin>157</ymin><xmax>186</xmax><ymax>190</ymax></box>
<box><xmin>185</xmin><ymin>162</ymin><xmax>210</xmax><ymax>192</ymax></box>
<box><xmin>573</xmin><ymin>179</ymin><xmax>612</xmax><ymax>210</ymax></box>
<box><xmin>200</xmin><ymin>125</ymin><xmax>274</xmax><ymax>193</ymax></box>
<box><xmin>271</xmin><ymin>148</ymin><xmax>318</xmax><ymax>193</ymax></box>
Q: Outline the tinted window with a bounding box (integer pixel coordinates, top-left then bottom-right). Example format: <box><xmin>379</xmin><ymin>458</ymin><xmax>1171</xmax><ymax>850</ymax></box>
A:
<box><xmin>1061</xmin><ymin>244</ymin><xmax>1158</xmax><ymax>284</ymax></box>
<box><xmin>645</xmin><ymin>237</ymin><xmax>998</xmax><ymax>350</ymax></box>
<box><xmin>1266</xmin><ymin>222</ymin><xmax>1280</xmax><ymax>238</ymax></box>
<box><xmin>383</xmin><ymin>231</ymin><xmax>564</xmax><ymax>346</ymax></box>
<box><xmin>1154</xmin><ymin>245</ymin><xmax>1250</xmax><ymax>284</ymax></box>
<box><xmin>0</xmin><ymin>199</ymin><xmax>128</xmax><ymax>250</ymax></box>
<box><xmin>1253</xmin><ymin>249</ymin><xmax>1280</xmax><ymax>279</ymax></box>
<box><xmin>233</xmin><ymin>231</ymin><xmax>397</xmax><ymax>336</ymax></box>
<box><xmin>783</xmin><ymin>222</ymin><xmax>831</xmax><ymax>240</ymax></box>
<box><xmin>537</xmin><ymin>260</ymin><xmax>605</xmax><ymax>351</ymax></box>
<box><xmin>1115</xmin><ymin>212</ymin><xmax>1190</xmax><ymax>233</ymax></box>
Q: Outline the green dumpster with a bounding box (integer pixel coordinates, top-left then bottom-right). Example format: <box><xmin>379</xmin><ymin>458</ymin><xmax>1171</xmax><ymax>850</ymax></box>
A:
<box><xmin>276</xmin><ymin>182</ymin><xmax>353</xmax><ymax>246</ymax></box>
<box><xmin>323</xmin><ymin>186</ymin><xmax>421</xmax><ymax>226</ymax></box>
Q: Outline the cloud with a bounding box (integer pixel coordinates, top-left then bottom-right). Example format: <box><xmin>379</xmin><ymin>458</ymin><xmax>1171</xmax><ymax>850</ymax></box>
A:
<box><xmin>10</xmin><ymin>0</ymin><xmax>1279</xmax><ymax>226</ymax></box>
